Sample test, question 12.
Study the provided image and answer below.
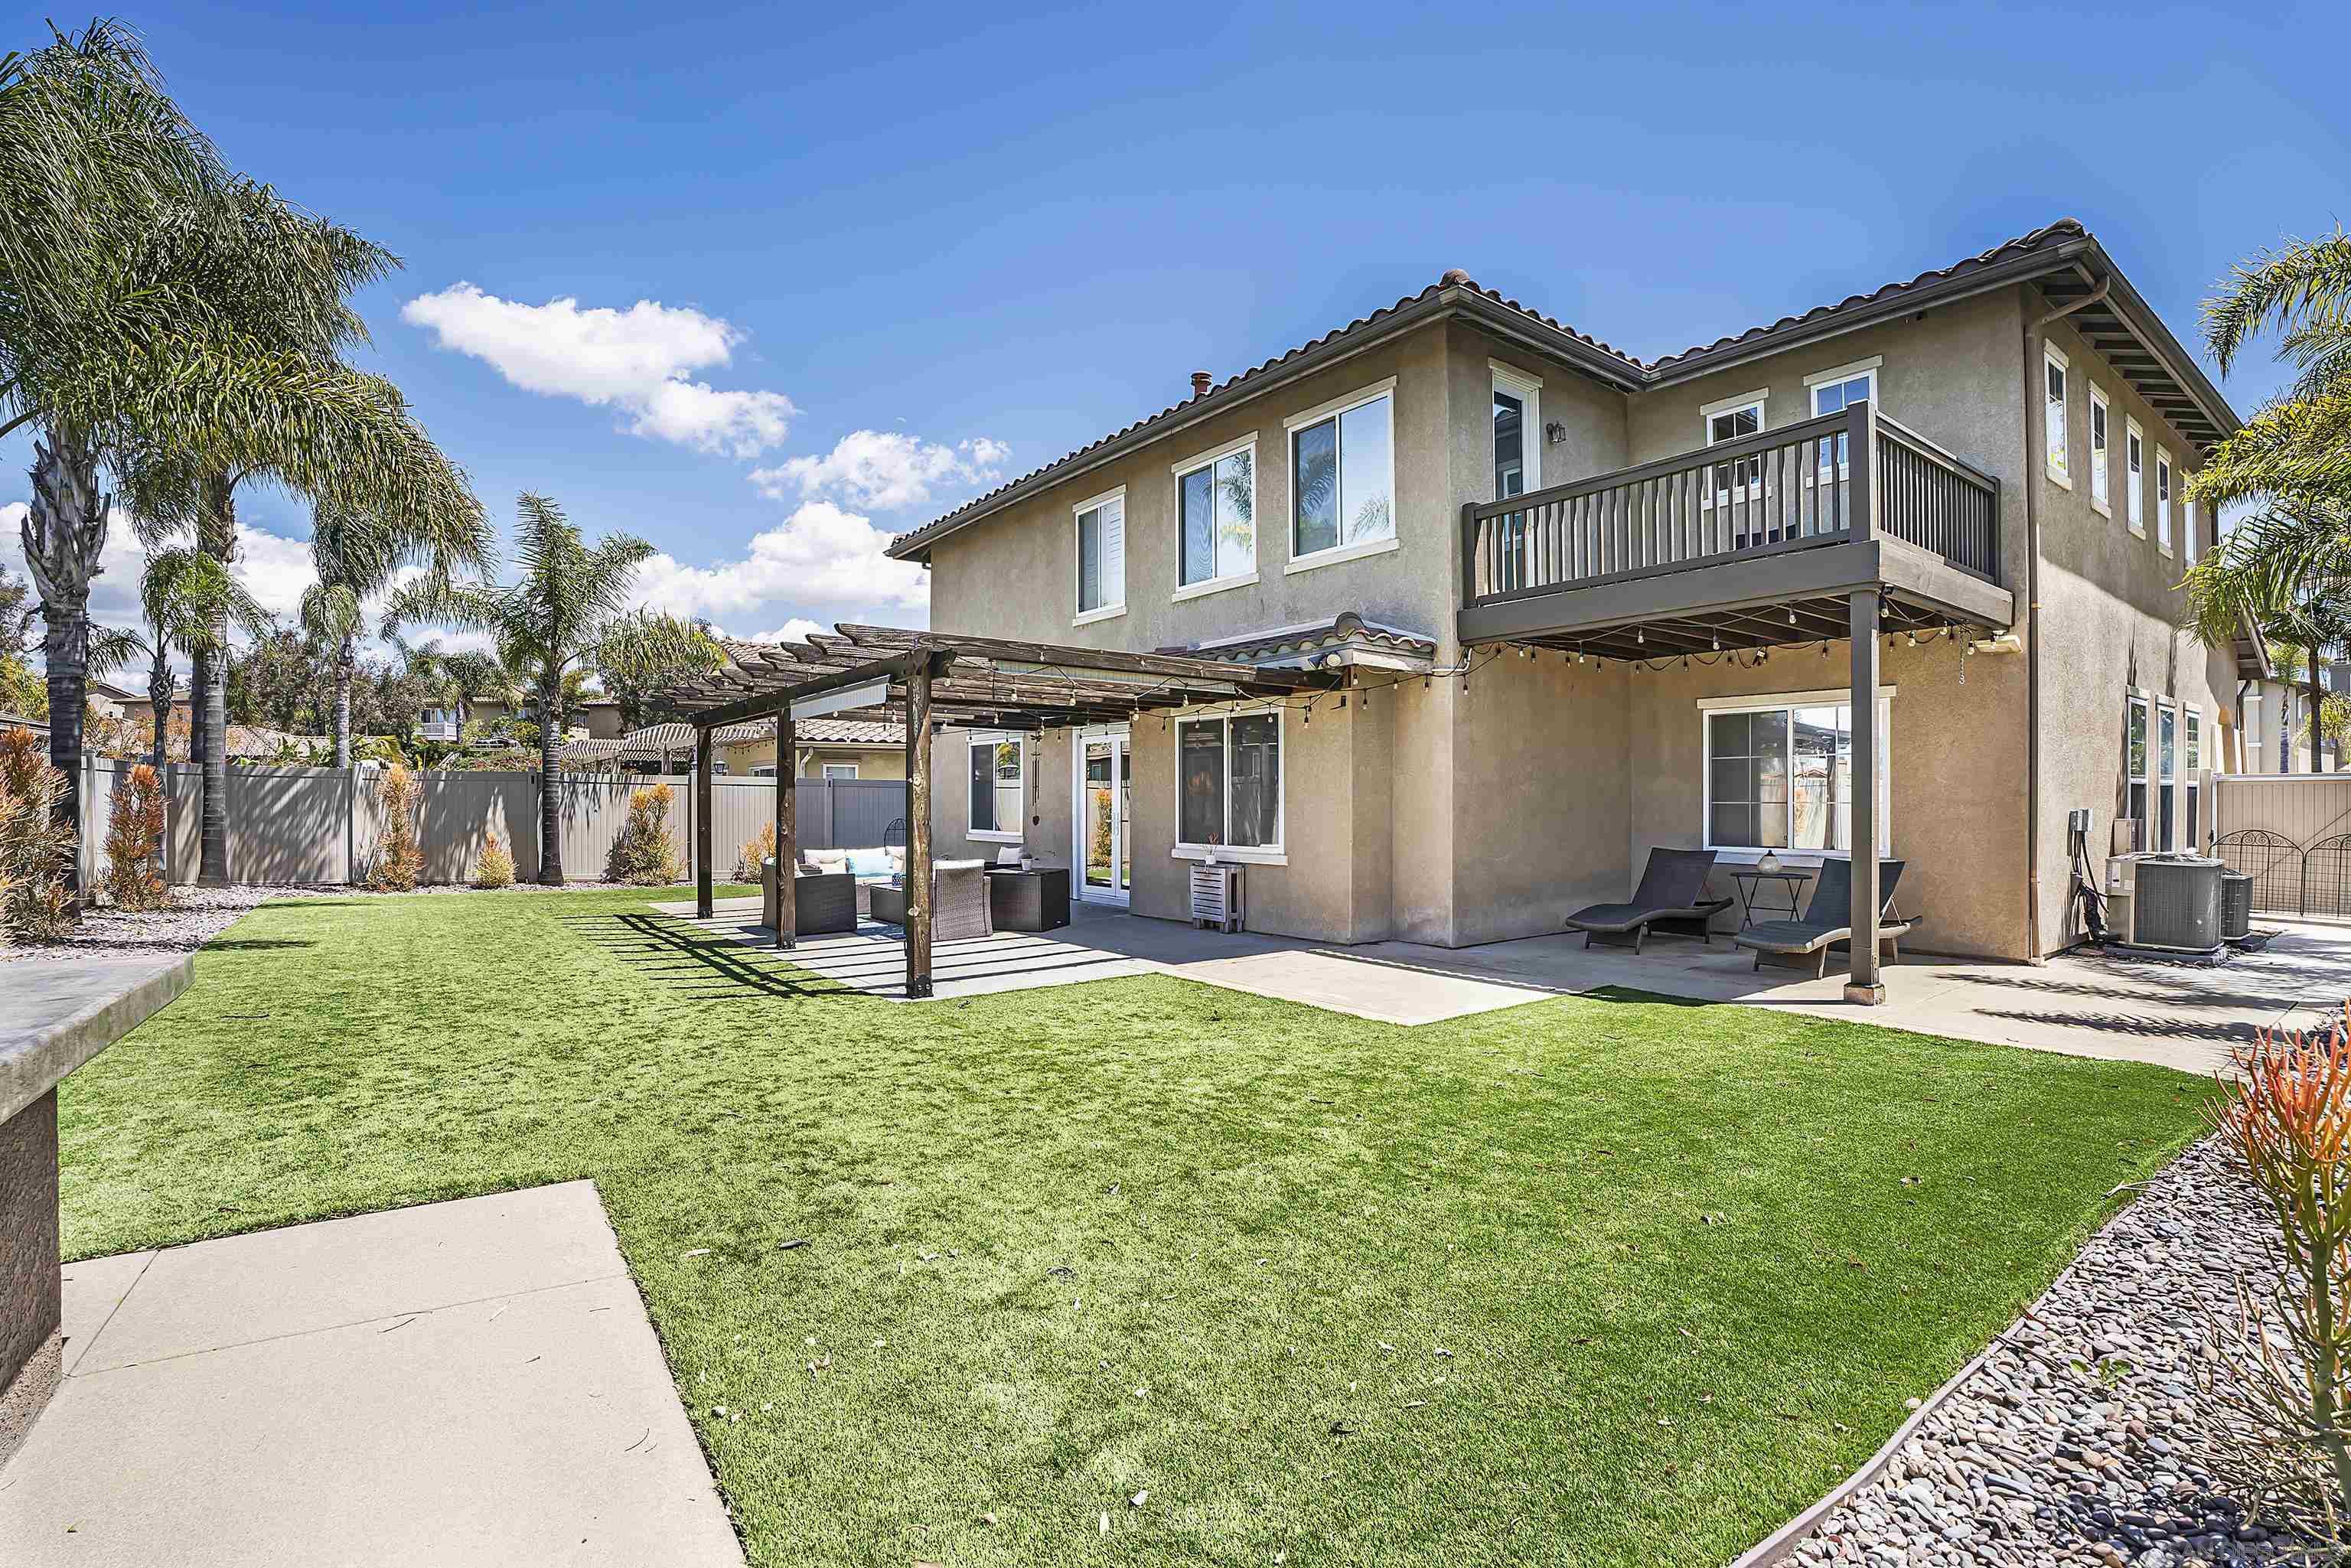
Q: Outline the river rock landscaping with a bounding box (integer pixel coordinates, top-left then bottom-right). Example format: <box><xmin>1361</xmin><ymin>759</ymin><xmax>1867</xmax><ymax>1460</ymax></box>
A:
<box><xmin>1786</xmin><ymin>1136</ymin><xmax>2307</xmax><ymax>1568</ymax></box>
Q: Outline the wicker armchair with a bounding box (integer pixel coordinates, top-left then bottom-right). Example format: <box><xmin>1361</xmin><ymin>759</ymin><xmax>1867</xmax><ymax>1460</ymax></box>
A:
<box><xmin>761</xmin><ymin>859</ymin><xmax>858</xmax><ymax>936</ymax></box>
<box><xmin>931</xmin><ymin>860</ymin><xmax>993</xmax><ymax>942</ymax></box>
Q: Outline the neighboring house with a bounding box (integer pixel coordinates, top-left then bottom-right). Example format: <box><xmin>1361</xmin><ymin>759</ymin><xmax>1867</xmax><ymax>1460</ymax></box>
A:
<box><xmin>601</xmin><ymin>719</ymin><xmax>908</xmax><ymax>778</ymax></box>
<box><xmin>83</xmin><ymin>677</ymin><xmax>147</xmax><ymax>722</ymax></box>
<box><xmin>2240</xmin><ymin>657</ymin><xmax>2351</xmax><ymax>774</ymax></box>
<box><xmin>465</xmin><ymin>696</ymin><xmax>626</xmax><ymax>742</ymax></box>
<box><xmin>885</xmin><ymin>219</ymin><xmax>2263</xmax><ymax>960</ymax></box>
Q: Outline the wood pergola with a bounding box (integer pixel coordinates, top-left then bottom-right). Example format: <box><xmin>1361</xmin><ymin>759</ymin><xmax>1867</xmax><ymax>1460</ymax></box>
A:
<box><xmin>655</xmin><ymin>624</ymin><xmax>1333</xmax><ymax>997</ymax></box>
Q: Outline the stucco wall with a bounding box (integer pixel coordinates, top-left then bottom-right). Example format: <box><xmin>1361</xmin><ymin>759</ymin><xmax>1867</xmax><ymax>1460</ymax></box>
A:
<box><xmin>924</xmin><ymin>323</ymin><xmax>1456</xmax><ymax>657</ymax></box>
<box><xmin>721</xmin><ymin>738</ymin><xmax>906</xmax><ymax>780</ymax></box>
<box><xmin>2032</xmin><ymin>305</ymin><xmax>2234</xmax><ymax>947</ymax></box>
<box><xmin>926</xmin><ymin>725</ymin><xmax>1071</xmax><ymax>869</ymax></box>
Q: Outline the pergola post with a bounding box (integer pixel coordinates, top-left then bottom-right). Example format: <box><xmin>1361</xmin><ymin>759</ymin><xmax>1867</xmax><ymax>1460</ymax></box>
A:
<box><xmin>904</xmin><ymin>655</ymin><xmax>934</xmax><ymax>999</ymax></box>
<box><xmin>773</xmin><ymin>710</ymin><xmax>795</xmax><ymax>948</ymax></box>
<box><xmin>693</xmin><ymin>721</ymin><xmax>713</xmax><ymax>920</ymax></box>
<box><xmin>1846</xmin><ymin>595</ymin><xmax>1883</xmax><ymax>1004</ymax></box>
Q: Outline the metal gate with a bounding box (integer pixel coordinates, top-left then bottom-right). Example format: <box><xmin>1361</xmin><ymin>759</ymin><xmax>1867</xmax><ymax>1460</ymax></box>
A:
<box><xmin>2213</xmin><ymin>774</ymin><xmax>2351</xmax><ymax>916</ymax></box>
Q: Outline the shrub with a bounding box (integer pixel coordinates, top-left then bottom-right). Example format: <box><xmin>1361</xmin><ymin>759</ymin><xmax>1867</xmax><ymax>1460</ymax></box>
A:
<box><xmin>367</xmin><ymin>764</ymin><xmax>423</xmax><ymax>892</ymax></box>
<box><xmin>103</xmin><ymin>763</ymin><xmax>170</xmax><ymax>910</ymax></box>
<box><xmin>472</xmin><ymin>831</ymin><xmax>515</xmax><ymax>889</ymax></box>
<box><xmin>0</xmin><ymin>727</ymin><xmax>76</xmax><ymax>942</ymax></box>
<box><xmin>606</xmin><ymin>783</ymin><xmax>683</xmax><ymax>885</ymax></box>
<box><xmin>2202</xmin><ymin>1007</ymin><xmax>2351</xmax><ymax>1539</ymax></box>
<box><xmin>736</xmin><ymin>822</ymin><xmax>775</xmax><ymax>882</ymax></box>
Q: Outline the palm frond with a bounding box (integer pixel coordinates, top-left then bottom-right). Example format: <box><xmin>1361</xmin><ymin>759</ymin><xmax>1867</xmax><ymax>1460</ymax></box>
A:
<box><xmin>2204</xmin><ymin>230</ymin><xmax>2351</xmax><ymax>375</ymax></box>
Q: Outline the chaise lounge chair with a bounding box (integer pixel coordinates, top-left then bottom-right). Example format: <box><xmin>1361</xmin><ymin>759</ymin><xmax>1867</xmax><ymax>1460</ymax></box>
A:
<box><xmin>1565</xmin><ymin>847</ymin><xmax>1734</xmax><ymax>953</ymax></box>
<box><xmin>1733</xmin><ymin>857</ymin><xmax>1917</xmax><ymax>976</ymax></box>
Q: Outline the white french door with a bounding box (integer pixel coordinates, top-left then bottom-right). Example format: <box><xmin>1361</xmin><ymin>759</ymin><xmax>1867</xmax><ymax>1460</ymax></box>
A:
<box><xmin>1074</xmin><ymin>726</ymin><xmax>1131</xmax><ymax>905</ymax></box>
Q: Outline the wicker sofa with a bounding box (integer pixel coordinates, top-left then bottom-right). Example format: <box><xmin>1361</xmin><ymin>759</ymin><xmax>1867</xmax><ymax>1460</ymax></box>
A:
<box><xmin>796</xmin><ymin>846</ymin><xmax>905</xmax><ymax>916</ymax></box>
<box><xmin>760</xmin><ymin>859</ymin><xmax>859</xmax><ymax>936</ymax></box>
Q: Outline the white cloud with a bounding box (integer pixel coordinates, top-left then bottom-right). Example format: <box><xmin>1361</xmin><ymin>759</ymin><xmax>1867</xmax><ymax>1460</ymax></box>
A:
<box><xmin>751</xmin><ymin>618</ymin><xmax>827</xmax><ymax>644</ymax></box>
<box><xmin>402</xmin><ymin>283</ymin><xmax>797</xmax><ymax>458</ymax></box>
<box><xmin>629</xmin><ymin>500</ymin><xmax>927</xmax><ymax>627</ymax></box>
<box><xmin>751</xmin><ymin>431</ymin><xmax>1009</xmax><ymax>511</ymax></box>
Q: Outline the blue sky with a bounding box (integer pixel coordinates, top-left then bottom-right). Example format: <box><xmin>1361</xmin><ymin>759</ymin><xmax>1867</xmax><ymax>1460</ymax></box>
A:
<box><xmin>7</xmin><ymin>0</ymin><xmax>2348</xmax><ymax>659</ymax></box>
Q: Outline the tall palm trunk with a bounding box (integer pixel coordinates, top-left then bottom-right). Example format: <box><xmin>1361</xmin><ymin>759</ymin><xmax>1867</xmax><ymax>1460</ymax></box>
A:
<box><xmin>333</xmin><ymin>634</ymin><xmax>355</xmax><ymax>768</ymax></box>
<box><xmin>537</xmin><ymin>671</ymin><xmax>563</xmax><ymax>885</ymax></box>
<box><xmin>20</xmin><ymin>424</ymin><xmax>108</xmax><ymax>898</ymax></box>
<box><xmin>188</xmin><ymin>647</ymin><xmax>210</xmax><ymax>769</ymax></box>
<box><xmin>197</xmin><ymin>471</ymin><xmax>236</xmax><ymax>885</ymax></box>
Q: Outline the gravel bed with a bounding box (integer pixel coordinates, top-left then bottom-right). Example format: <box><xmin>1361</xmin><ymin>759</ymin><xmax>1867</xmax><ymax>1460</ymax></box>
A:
<box><xmin>0</xmin><ymin>879</ymin><xmax>675</xmax><ymax>963</ymax></box>
<box><xmin>1787</xmin><ymin>1136</ymin><xmax>2304</xmax><ymax>1568</ymax></box>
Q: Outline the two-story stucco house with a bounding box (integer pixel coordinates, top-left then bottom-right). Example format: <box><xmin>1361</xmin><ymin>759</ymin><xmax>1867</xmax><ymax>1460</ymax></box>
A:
<box><xmin>884</xmin><ymin>220</ymin><xmax>2263</xmax><ymax>965</ymax></box>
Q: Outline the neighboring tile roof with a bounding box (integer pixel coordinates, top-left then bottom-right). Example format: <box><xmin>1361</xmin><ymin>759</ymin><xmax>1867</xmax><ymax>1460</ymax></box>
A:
<box><xmin>614</xmin><ymin>717</ymin><xmax>905</xmax><ymax>759</ymax></box>
<box><xmin>886</xmin><ymin>218</ymin><xmax>2219</xmax><ymax>560</ymax></box>
<box><xmin>1160</xmin><ymin>612</ymin><xmax>1439</xmax><ymax>671</ymax></box>
<box><xmin>1645</xmin><ymin>218</ymin><xmax>2089</xmax><ymax>372</ymax></box>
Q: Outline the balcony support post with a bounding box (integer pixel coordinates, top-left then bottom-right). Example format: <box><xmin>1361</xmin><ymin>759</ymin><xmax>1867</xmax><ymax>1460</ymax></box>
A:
<box><xmin>1846</xmin><ymin>399</ymin><xmax>1878</xmax><ymax>543</ymax></box>
<box><xmin>1846</xmin><ymin>585</ymin><xmax>1884</xmax><ymax>1005</ymax></box>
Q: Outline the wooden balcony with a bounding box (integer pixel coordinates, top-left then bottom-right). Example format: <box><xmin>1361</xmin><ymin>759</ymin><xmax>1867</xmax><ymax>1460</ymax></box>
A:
<box><xmin>1457</xmin><ymin>402</ymin><xmax>2014</xmax><ymax>657</ymax></box>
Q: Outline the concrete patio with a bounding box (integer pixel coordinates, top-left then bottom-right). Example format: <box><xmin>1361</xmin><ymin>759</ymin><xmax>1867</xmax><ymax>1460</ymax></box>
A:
<box><xmin>651</xmin><ymin>896</ymin><xmax>2351</xmax><ymax>1074</ymax></box>
<box><xmin>0</xmin><ymin>1182</ymin><xmax>742</xmax><ymax>1567</ymax></box>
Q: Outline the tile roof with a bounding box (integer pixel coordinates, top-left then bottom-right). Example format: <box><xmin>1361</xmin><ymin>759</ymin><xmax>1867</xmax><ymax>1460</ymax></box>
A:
<box><xmin>612</xmin><ymin>716</ymin><xmax>905</xmax><ymax>759</ymax></box>
<box><xmin>885</xmin><ymin>219</ymin><xmax>2182</xmax><ymax>559</ymax></box>
<box><xmin>1159</xmin><ymin>613</ymin><xmax>1439</xmax><ymax>670</ymax></box>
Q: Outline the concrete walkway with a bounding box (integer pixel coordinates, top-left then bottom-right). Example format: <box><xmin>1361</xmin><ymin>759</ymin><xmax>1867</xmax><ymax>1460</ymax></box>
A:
<box><xmin>649</xmin><ymin>898</ymin><xmax>2351</xmax><ymax>1073</ymax></box>
<box><xmin>0</xmin><ymin>1183</ymin><xmax>742</xmax><ymax>1567</ymax></box>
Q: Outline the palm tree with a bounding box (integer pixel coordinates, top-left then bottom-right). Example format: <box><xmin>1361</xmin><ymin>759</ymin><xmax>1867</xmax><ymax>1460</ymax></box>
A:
<box><xmin>138</xmin><ymin>547</ymin><xmax>268</xmax><ymax>772</ymax></box>
<box><xmin>2196</xmin><ymin>228</ymin><xmax>2351</xmax><ymax>514</ymax></box>
<box><xmin>3</xmin><ymin>24</ymin><xmax>481</xmax><ymax>885</ymax></box>
<box><xmin>300</xmin><ymin>500</ymin><xmax>487</xmax><ymax>767</ymax></box>
<box><xmin>386</xmin><ymin>494</ymin><xmax>718</xmax><ymax>884</ymax></box>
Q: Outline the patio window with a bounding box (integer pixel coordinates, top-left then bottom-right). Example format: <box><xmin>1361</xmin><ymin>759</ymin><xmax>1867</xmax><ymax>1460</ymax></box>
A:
<box><xmin>1805</xmin><ymin>358</ymin><xmax>1878</xmax><ymax>478</ymax></box>
<box><xmin>1176</xmin><ymin>711</ymin><xmax>1282</xmax><ymax>858</ymax></box>
<box><xmin>2157</xmin><ymin>703</ymin><xmax>2178</xmax><ymax>850</ymax></box>
<box><xmin>2185</xmin><ymin>708</ymin><xmax>2203</xmax><ymax>849</ymax></box>
<box><xmin>2156</xmin><ymin>448</ymin><xmax>2173</xmax><ymax>555</ymax></box>
<box><xmin>2089</xmin><ymin>386</ymin><xmax>2111</xmax><ymax>514</ymax></box>
<box><xmin>1074</xmin><ymin>489</ymin><xmax>1125</xmax><ymax>623</ymax></box>
<box><xmin>1700</xmin><ymin>693</ymin><xmax>1890</xmax><ymax>856</ymax></box>
<box><xmin>2126</xmin><ymin>419</ymin><xmax>2145</xmax><ymax>533</ymax></box>
<box><xmin>1287</xmin><ymin>383</ymin><xmax>1395</xmax><ymax>566</ymax></box>
<box><xmin>1176</xmin><ymin>438</ymin><xmax>1255</xmax><ymax>589</ymax></box>
<box><xmin>968</xmin><ymin>733</ymin><xmax>1024</xmax><ymax>842</ymax></box>
<box><xmin>2128</xmin><ymin>696</ymin><xmax>2149</xmax><ymax>849</ymax></box>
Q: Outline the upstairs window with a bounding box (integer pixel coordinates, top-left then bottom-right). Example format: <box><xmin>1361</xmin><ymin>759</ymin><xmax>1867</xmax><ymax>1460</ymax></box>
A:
<box><xmin>1288</xmin><ymin>383</ymin><xmax>1395</xmax><ymax>563</ymax></box>
<box><xmin>2125</xmin><ymin>419</ymin><xmax>2146</xmax><ymax>533</ymax></box>
<box><xmin>1491</xmin><ymin>365</ymin><xmax>1542</xmax><ymax>593</ymax></box>
<box><xmin>2156</xmin><ymin>448</ymin><xmax>2174</xmax><ymax>554</ymax></box>
<box><xmin>2043</xmin><ymin>346</ymin><xmax>2070</xmax><ymax>485</ymax></box>
<box><xmin>2089</xmin><ymin>386</ymin><xmax>2111</xmax><ymax>514</ymax></box>
<box><xmin>1074</xmin><ymin>489</ymin><xmax>1125</xmax><ymax>622</ymax></box>
<box><xmin>1806</xmin><ymin>359</ymin><xmax>1879</xmax><ymax>478</ymax></box>
<box><xmin>1702</xmin><ymin>392</ymin><xmax>1766</xmax><ymax>508</ymax></box>
<box><xmin>1176</xmin><ymin>441</ymin><xmax>1255</xmax><ymax>588</ymax></box>
<box><xmin>2185</xmin><ymin>495</ymin><xmax>2200</xmax><ymax>565</ymax></box>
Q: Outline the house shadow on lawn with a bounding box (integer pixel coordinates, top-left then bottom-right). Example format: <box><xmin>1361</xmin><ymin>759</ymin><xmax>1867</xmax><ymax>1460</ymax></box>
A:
<box><xmin>557</xmin><ymin>910</ymin><xmax>867</xmax><ymax>1003</ymax></box>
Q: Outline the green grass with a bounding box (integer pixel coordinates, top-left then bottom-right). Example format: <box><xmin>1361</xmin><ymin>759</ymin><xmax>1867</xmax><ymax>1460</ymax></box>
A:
<box><xmin>60</xmin><ymin>888</ymin><xmax>2209</xmax><ymax>1566</ymax></box>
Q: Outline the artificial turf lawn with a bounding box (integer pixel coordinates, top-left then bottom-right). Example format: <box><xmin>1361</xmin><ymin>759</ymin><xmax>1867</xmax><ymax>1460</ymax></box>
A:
<box><xmin>59</xmin><ymin>889</ymin><xmax>2209</xmax><ymax>1566</ymax></box>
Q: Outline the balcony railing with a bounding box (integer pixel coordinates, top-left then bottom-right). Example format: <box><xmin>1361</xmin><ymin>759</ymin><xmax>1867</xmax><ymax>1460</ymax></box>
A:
<box><xmin>1461</xmin><ymin>401</ymin><xmax>1999</xmax><ymax>606</ymax></box>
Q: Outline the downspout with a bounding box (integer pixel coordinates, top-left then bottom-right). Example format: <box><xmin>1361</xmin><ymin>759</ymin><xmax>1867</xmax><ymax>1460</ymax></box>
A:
<box><xmin>2023</xmin><ymin>265</ymin><xmax>2111</xmax><ymax>957</ymax></box>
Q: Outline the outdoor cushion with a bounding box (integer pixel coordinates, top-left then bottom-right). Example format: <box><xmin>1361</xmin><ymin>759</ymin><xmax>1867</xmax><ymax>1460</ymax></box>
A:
<box><xmin>806</xmin><ymin>848</ymin><xmax>849</xmax><ymax>874</ymax></box>
<box><xmin>995</xmin><ymin>846</ymin><xmax>1026</xmax><ymax>866</ymax></box>
<box><xmin>847</xmin><ymin>847</ymin><xmax>895</xmax><ymax>878</ymax></box>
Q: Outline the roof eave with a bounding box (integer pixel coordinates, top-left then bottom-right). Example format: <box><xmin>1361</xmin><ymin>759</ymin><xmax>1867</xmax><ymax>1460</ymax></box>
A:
<box><xmin>2074</xmin><ymin>236</ymin><xmax>2242</xmax><ymax>440</ymax></box>
<box><xmin>885</xmin><ymin>288</ymin><xmax>1642</xmax><ymax>564</ymax></box>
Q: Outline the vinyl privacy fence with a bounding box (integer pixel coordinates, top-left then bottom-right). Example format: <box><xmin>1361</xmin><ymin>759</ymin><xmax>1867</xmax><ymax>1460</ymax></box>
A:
<box><xmin>76</xmin><ymin>759</ymin><xmax>907</xmax><ymax>887</ymax></box>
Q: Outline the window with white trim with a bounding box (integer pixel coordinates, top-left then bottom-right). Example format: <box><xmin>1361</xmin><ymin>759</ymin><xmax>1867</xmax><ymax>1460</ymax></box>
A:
<box><xmin>2156</xmin><ymin>448</ymin><xmax>2173</xmax><ymax>554</ymax></box>
<box><xmin>2127</xmin><ymin>696</ymin><xmax>2150</xmax><ymax>849</ymax></box>
<box><xmin>2089</xmin><ymin>386</ymin><xmax>2111</xmax><ymax>514</ymax></box>
<box><xmin>2043</xmin><ymin>345</ymin><xmax>2070</xmax><ymax>484</ymax></box>
<box><xmin>752</xmin><ymin>764</ymin><xmax>776</xmax><ymax>777</ymax></box>
<box><xmin>1807</xmin><ymin>360</ymin><xmax>1878</xmax><ymax>479</ymax></box>
<box><xmin>1289</xmin><ymin>385</ymin><xmax>1394</xmax><ymax>561</ymax></box>
<box><xmin>1176</xmin><ymin>710</ymin><xmax>1282</xmax><ymax>854</ymax></box>
<box><xmin>1074</xmin><ymin>490</ymin><xmax>1124</xmax><ymax>621</ymax></box>
<box><xmin>2125</xmin><ymin>419</ymin><xmax>2146</xmax><ymax>533</ymax></box>
<box><xmin>967</xmin><ymin>733</ymin><xmax>1024</xmax><ymax>840</ymax></box>
<box><xmin>1176</xmin><ymin>440</ymin><xmax>1254</xmax><ymax>588</ymax></box>
<box><xmin>2157</xmin><ymin>702</ymin><xmax>2178</xmax><ymax>849</ymax></box>
<box><xmin>1702</xmin><ymin>391</ymin><xmax>1766</xmax><ymax>510</ymax></box>
<box><xmin>2184</xmin><ymin>708</ymin><xmax>2203</xmax><ymax>849</ymax></box>
<box><xmin>2184</xmin><ymin>495</ymin><xmax>2200</xmax><ymax>565</ymax></box>
<box><xmin>820</xmin><ymin>762</ymin><xmax>859</xmax><ymax>780</ymax></box>
<box><xmin>1701</xmin><ymin>695</ymin><xmax>1890</xmax><ymax>855</ymax></box>
<box><xmin>1492</xmin><ymin>365</ymin><xmax>1541</xmax><ymax>593</ymax></box>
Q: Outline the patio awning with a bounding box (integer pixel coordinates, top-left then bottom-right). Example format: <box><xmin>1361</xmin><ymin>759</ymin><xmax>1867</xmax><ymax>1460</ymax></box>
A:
<box><xmin>651</xmin><ymin>624</ymin><xmax>1336</xmax><ymax>999</ymax></box>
